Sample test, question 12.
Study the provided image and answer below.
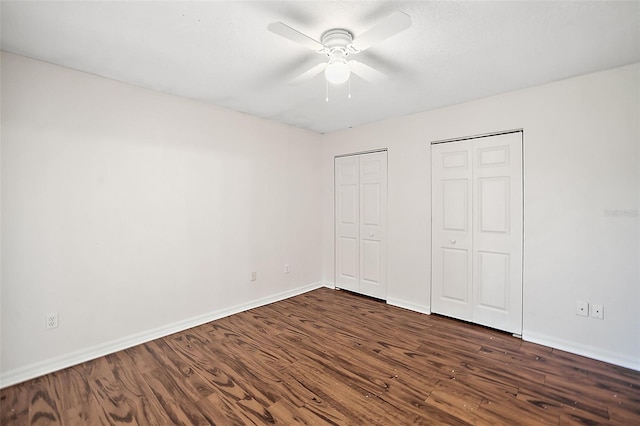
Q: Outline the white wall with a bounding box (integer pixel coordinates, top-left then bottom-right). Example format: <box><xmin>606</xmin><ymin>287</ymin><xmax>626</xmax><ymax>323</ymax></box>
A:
<box><xmin>321</xmin><ymin>63</ymin><xmax>640</xmax><ymax>370</ymax></box>
<box><xmin>0</xmin><ymin>52</ymin><xmax>323</xmax><ymax>385</ymax></box>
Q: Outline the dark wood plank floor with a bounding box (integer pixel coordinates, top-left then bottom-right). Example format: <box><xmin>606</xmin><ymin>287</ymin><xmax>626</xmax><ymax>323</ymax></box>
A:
<box><xmin>2</xmin><ymin>287</ymin><xmax>639</xmax><ymax>425</ymax></box>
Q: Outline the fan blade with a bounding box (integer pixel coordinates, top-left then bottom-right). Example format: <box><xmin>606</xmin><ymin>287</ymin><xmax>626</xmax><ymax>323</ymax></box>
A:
<box><xmin>290</xmin><ymin>62</ymin><xmax>327</xmax><ymax>85</ymax></box>
<box><xmin>268</xmin><ymin>22</ymin><xmax>325</xmax><ymax>52</ymax></box>
<box><xmin>349</xmin><ymin>60</ymin><xmax>387</xmax><ymax>84</ymax></box>
<box><xmin>350</xmin><ymin>11</ymin><xmax>411</xmax><ymax>52</ymax></box>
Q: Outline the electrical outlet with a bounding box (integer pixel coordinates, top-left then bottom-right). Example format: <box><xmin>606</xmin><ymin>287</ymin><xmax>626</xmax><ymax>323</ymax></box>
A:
<box><xmin>284</xmin><ymin>264</ymin><xmax>290</xmax><ymax>274</ymax></box>
<box><xmin>576</xmin><ymin>301</ymin><xmax>589</xmax><ymax>317</ymax></box>
<box><xmin>591</xmin><ymin>304</ymin><xmax>604</xmax><ymax>320</ymax></box>
<box><xmin>46</xmin><ymin>313</ymin><xmax>59</xmax><ymax>330</ymax></box>
<box><xmin>251</xmin><ymin>271</ymin><xmax>257</xmax><ymax>281</ymax></box>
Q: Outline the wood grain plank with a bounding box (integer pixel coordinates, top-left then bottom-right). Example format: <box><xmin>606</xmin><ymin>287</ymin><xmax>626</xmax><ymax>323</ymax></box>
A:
<box><xmin>268</xmin><ymin>398</ymin><xmax>339</xmax><ymax>425</ymax></box>
<box><xmin>141</xmin><ymin>367</ymin><xmax>216</xmax><ymax>425</ymax></box>
<box><xmin>28</xmin><ymin>375</ymin><xmax>62</xmax><ymax>425</ymax></box>
<box><xmin>477</xmin><ymin>396</ymin><xmax>560</xmax><ymax>425</ymax></box>
<box><xmin>424</xmin><ymin>385</ymin><xmax>485</xmax><ymax>424</ymax></box>
<box><xmin>165</xmin><ymin>330</ymin><xmax>283</xmax><ymax>407</ymax></box>
<box><xmin>107</xmin><ymin>351</ymin><xmax>175</xmax><ymax>425</ymax></box>
<box><xmin>516</xmin><ymin>378</ymin><xmax>610</xmax><ymax>421</ymax></box>
<box><xmin>1</xmin><ymin>382</ymin><xmax>30</xmax><ymax>425</ymax></box>
<box><xmin>287</xmin><ymin>357</ymin><xmax>424</xmax><ymax>424</ymax></box>
<box><xmin>82</xmin><ymin>356</ymin><xmax>144</xmax><ymax>425</ymax></box>
<box><xmin>55</xmin><ymin>366</ymin><xmax>110</xmax><ymax>425</ymax></box>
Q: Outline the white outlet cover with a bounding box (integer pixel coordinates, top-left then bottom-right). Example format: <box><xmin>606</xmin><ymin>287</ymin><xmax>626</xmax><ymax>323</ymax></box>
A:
<box><xmin>576</xmin><ymin>301</ymin><xmax>589</xmax><ymax>317</ymax></box>
<box><xmin>46</xmin><ymin>313</ymin><xmax>59</xmax><ymax>329</ymax></box>
<box><xmin>591</xmin><ymin>304</ymin><xmax>604</xmax><ymax>319</ymax></box>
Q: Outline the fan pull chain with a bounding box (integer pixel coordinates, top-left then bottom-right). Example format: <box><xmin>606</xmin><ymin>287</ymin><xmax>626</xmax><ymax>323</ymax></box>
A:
<box><xmin>325</xmin><ymin>79</ymin><xmax>352</xmax><ymax>102</ymax></box>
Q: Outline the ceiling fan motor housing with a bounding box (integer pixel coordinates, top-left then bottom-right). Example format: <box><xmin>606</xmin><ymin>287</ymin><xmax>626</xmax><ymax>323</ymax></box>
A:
<box><xmin>321</xmin><ymin>29</ymin><xmax>353</xmax><ymax>58</ymax></box>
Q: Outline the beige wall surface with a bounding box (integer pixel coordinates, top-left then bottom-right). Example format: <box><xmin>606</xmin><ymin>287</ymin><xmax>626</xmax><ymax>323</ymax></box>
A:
<box><xmin>1</xmin><ymin>52</ymin><xmax>324</xmax><ymax>385</ymax></box>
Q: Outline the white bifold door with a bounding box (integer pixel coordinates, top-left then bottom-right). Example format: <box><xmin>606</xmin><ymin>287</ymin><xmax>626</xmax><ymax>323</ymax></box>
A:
<box><xmin>431</xmin><ymin>132</ymin><xmax>523</xmax><ymax>334</ymax></box>
<box><xmin>335</xmin><ymin>151</ymin><xmax>388</xmax><ymax>300</ymax></box>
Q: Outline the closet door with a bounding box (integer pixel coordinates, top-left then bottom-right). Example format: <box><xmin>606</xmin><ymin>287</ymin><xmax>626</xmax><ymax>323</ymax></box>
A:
<box><xmin>359</xmin><ymin>152</ymin><xmax>387</xmax><ymax>299</ymax></box>
<box><xmin>472</xmin><ymin>133</ymin><xmax>523</xmax><ymax>334</ymax></box>
<box><xmin>431</xmin><ymin>132</ymin><xmax>523</xmax><ymax>334</ymax></box>
<box><xmin>431</xmin><ymin>141</ymin><xmax>474</xmax><ymax>321</ymax></box>
<box><xmin>335</xmin><ymin>152</ymin><xmax>387</xmax><ymax>299</ymax></box>
<box><xmin>335</xmin><ymin>156</ymin><xmax>360</xmax><ymax>292</ymax></box>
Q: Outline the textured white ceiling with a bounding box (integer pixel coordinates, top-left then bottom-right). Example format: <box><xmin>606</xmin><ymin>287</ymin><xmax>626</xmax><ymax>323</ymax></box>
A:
<box><xmin>2</xmin><ymin>1</ymin><xmax>639</xmax><ymax>133</ymax></box>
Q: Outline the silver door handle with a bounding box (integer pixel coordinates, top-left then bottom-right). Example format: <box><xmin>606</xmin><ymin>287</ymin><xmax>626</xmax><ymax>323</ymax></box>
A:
<box><xmin>370</xmin><ymin>233</ymin><xmax>375</xmax><ymax>237</ymax></box>
<box><xmin>450</xmin><ymin>240</ymin><xmax>456</xmax><ymax>244</ymax></box>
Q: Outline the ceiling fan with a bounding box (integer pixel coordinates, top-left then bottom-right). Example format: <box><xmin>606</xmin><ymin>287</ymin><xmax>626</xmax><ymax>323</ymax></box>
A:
<box><xmin>268</xmin><ymin>12</ymin><xmax>412</xmax><ymax>86</ymax></box>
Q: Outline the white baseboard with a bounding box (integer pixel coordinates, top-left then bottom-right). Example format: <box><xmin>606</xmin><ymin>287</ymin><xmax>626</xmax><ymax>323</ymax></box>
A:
<box><xmin>523</xmin><ymin>330</ymin><xmax>640</xmax><ymax>372</ymax></box>
<box><xmin>0</xmin><ymin>281</ymin><xmax>324</xmax><ymax>389</ymax></box>
<box><xmin>386</xmin><ymin>298</ymin><xmax>431</xmax><ymax>315</ymax></box>
<box><xmin>322</xmin><ymin>281</ymin><xmax>335</xmax><ymax>289</ymax></box>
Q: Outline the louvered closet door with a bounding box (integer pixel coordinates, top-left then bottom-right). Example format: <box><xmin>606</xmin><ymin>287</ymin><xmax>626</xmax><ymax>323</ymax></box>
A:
<box><xmin>431</xmin><ymin>132</ymin><xmax>523</xmax><ymax>334</ymax></box>
<box><xmin>335</xmin><ymin>151</ymin><xmax>387</xmax><ymax>299</ymax></box>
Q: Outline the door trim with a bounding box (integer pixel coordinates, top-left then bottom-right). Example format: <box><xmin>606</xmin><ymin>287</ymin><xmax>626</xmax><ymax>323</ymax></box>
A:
<box><xmin>431</xmin><ymin>129</ymin><xmax>523</xmax><ymax>145</ymax></box>
<box><xmin>335</xmin><ymin>148</ymin><xmax>388</xmax><ymax>158</ymax></box>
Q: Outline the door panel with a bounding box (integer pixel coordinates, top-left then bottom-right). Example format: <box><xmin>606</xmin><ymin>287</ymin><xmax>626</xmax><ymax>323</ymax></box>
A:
<box><xmin>339</xmin><ymin>237</ymin><xmax>358</xmax><ymax>279</ymax></box>
<box><xmin>441</xmin><ymin>248</ymin><xmax>470</xmax><ymax>302</ymax></box>
<box><xmin>478</xmin><ymin>145</ymin><xmax>510</xmax><ymax>167</ymax></box>
<box><xmin>443</xmin><ymin>179</ymin><xmax>469</xmax><ymax>231</ymax></box>
<box><xmin>340</xmin><ymin>185</ymin><xmax>358</xmax><ymax>224</ymax></box>
<box><xmin>432</xmin><ymin>132</ymin><xmax>523</xmax><ymax>334</ymax></box>
<box><xmin>361</xmin><ymin>159</ymin><xmax>380</xmax><ymax>175</ymax></box>
<box><xmin>478</xmin><ymin>177</ymin><xmax>509</xmax><ymax>233</ymax></box>
<box><xmin>361</xmin><ymin>239</ymin><xmax>381</xmax><ymax>283</ymax></box>
<box><xmin>362</xmin><ymin>183</ymin><xmax>381</xmax><ymax>225</ymax></box>
<box><xmin>477</xmin><ymin>251</ymin><xmax>509</xmax><ymax>309</ymax></box>
<box><xmin>442</xmin><ymin>151</ymin><xmax>468</xmax><ymax>169</ymax></box>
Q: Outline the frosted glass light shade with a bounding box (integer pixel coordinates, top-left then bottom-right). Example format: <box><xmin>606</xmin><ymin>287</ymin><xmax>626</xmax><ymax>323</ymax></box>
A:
<box><xmin>325</xmin><ymin>60</ymin><xmax>350</xmax><ymax>84</ymax></box>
